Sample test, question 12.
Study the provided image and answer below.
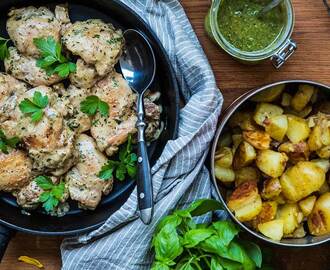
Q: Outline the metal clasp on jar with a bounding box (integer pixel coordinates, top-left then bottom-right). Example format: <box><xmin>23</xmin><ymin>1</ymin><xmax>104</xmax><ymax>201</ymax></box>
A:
<box><xmin>271</xmin><ymin>39</ymin><xmax>297</xmax><ymax>69</ymax></box>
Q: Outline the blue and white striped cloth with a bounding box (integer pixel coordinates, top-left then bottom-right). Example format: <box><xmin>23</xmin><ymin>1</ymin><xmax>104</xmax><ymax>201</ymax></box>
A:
<box><xmin>61</xmin><ymin>0</ymin><xmax>223</xmax><ymax>269</ymax></box>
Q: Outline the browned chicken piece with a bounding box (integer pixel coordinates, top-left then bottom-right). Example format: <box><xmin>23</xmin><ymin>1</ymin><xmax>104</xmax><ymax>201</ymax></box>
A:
<box><xmin>0</xmin><ymin>150</ymin><xmax>32</xmax><ymax>192</ymax></box>
<box><xmin>65</xmin><ymin>134</ymin><xmax>113</xmax><ymax>210</ymax></box>
<box><xmin>5</xmin><ymin>47</ymin><xmax>62</xmax><ymax>86</ymax></box>
<box><xmin>69</xmin><ymin>59</ymin><xmax>100</xmax><ymax>89</ymax></box>
<box><xmin>90</xmin><ymin>72</ymin><xmax>137</xmax><ymax>156</ymax></box>
<box><xmin>7</xmin><ymin>6</ymin><xmax>62</xmax><ymax>57</ymax></box>
<box><xmin>0</xmin><ymin>73</ymin><xmax>28</xmax><ymax>123</ymax></box>
<box><xmin>62</xmin><ymin>19</ymin><xmax>124</xmax><ymax>76</ymax></box>
<box><xmin>144</xmin><ymin>96</ymin><xmax>162</xmax><ymax>141</ymax></box>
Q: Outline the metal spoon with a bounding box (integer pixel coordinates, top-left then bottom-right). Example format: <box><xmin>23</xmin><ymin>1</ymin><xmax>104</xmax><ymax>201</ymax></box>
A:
<box><xmin>258</xmin><ymin>0</ymin><xmax>284</xmax><ymax>17</ymax></box>
<box><xmin>120</xmin><ymin>29</ymin><xmax>156</xmax><ymax>225</ymax></box>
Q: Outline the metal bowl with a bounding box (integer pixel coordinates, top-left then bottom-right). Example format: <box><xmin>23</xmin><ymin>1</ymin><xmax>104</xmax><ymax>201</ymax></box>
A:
<box><xmin>211</xmin><ymin>80</ymin><xmax>330</xmax><ymax>247</ymax></box>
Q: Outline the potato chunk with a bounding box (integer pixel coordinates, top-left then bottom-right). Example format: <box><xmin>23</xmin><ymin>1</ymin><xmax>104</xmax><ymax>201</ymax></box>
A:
<box><xmin>291</xmin><ymin>84</ymin><xmax>315</xmax><ymax>112</ymax></box>
<box><xmin>251</xmin><ymin>201</ymin><xmax>278</xmax><ymax>229</ymax></box>
<box><xmin>242</xmin><ymin>130</ymin><xmax>270</xmax><ymax>150</ymax></box>
<box><xmin>278</xmin><ymin>141</ymin><xmax>310</xmax><ymax>163</ymax></box>
<box><xmin>316</xmin><ymin>146</ymin><xmax>330</xmax><ymax>159</ymax></box>
<box><xmin>308</xmin><ymin>192</ymin><xmax>330</xmax><ymax>236</ymax></box>
<box><xmin>233</xmin><ymin>141</ymin><xmax>256</xmax><ymax>169</ymax></box>
<box><xmin>214</xmin><ymin>165</ymin><xmax>235</xmax><ymax>183</ymax></box>
<box><xmin>264</xmin><ymin>115</ymin><xmax>288</xmax><ymax>142</ymax></box>
<box><xmin>280</xmin><ymin>161</ymin><xmax>325</xmax><ymax>202</ymax></box>
<box><xmin>261</xmin><ymin>178</ymin><xmax>282</xmax><ymax>200</ymax></box>
<box><xmin>281</xmin><ymin>92</ymin><xmax>292</xmax><ymax>107</ymax></box>
<box><xmin>235</xmin><ymin>167</ymin><xmax>260</xmax><ymax>187</ymax></box>
<box><xmin>311</xmin><ymin>159</ymin><xmax>330</xmax><ymax>173</ymax></box>
<box><xmin>227</xmin><ymin>181</ymin><xmax>262</xmax><ymax>222</ymax></box>
<box><xmin>258</xmin><ymin>219</ymin><xmax>284</xmax><ymax>241</ymax></box>
<box><xmin>299</xmin><ymin>195</ymin><xmax>317</xmax><ymax>216</ymax></box>
<box><xmin>286</xmin><ymin>115</ymin><xmax>310</xmax><ymax>143</ymax></box>
<box><xmin>229</xmin><ymin>112</ymin><xmax>258</xmax><ymax>131</ymax></box>
<box><xmin>307</xmin><ymin>113</ymin><xmax>330</xmax><ymax>151</ymax></box>
<box><xmin>253</xmin><ymin>103</ymin><xmax>283</xmax><ymax>127</ymax></box>
<box><xmin>256</xmin><ymin>150</ymin><xmax>288</xmax><ymax>178</ymax></box>
<box><xmin>214</xmin><ymin>147</ymin><xmax>233</xmax><ymax>168</ymax></box>
<box><xmin>251</xmin><ymin>84</ymin><xmax>285</xmax><ymax>102</ymax></box>
<box><xmin>277</xmin><ymin>203</ymin><xmax>301</xmax><ymax>235</ymax></box>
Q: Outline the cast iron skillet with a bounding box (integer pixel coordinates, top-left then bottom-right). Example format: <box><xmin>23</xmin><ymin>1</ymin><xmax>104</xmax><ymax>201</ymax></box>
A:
<box><xmin>0</xmin><ymin>0</ymin><xmax>180</xmax><ymax>260</ymax></box>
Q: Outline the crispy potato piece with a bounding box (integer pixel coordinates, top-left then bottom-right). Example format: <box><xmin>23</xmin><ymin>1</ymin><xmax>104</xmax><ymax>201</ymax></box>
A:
<box><xmin>284</xmin><ymin>224</ymin><xmax>306</xmax><ymax>239</ymax></box>
<box><xmin>258</xmin><ymin>219</ymin><xmax>284</xmax><ymax>241</ymax></box>
<box><xmin>261</xmin><ymin>178</ymin><xmax>282</xmax><ymax>200</ymax></box>
<box><xmin>233</xmin><ymin>141</ymin><xmax>256</xmax><ymax>169</ymax></box>
<box><xmin>251</xmin><ymin>201</ymin><xmax>278</xmax><ymax>230</ymax></box>
<box><xmin>215</xmin><ymin>147</ymin><xmax>233</xmax><ymax>168</ymax></box>
<box><xmin>227</xmin><ymin>181</ymin><xmax>262</xmax><ymax>222</ymax></box>
<box><xmin>251</xmin><ymin>84</ymin><xmax>285</xmax><ymax>103</ymax></box>
<box><xmin>215</xmin><ymin>165</ymin><xmax>235</xmax><ymax>183</ymax></box>
<box><xmin>291</xmin><ymin>84</ymin><xmax>315</xmax><ymax>112</ymax></box>
<box><xmin>311</xmin><ymin>159</ymin><xmax>330</xmax><ymax>173</ymax></box>
<box><xmin>299</xmin><ymin>195</ymin><xmax>317</xmax><ymax>217</ymax></box>
<box><xmin>253</xmin><ymin>103</ymin><xmax>283</xmax><ymax>127</ymax></box>
<box><xmin>273</xmin><ymin>194</ymin><xmax>286</xmax><ymax>205</ymax></box>
<box><xmin>278</xmin><ymin>141</ymin><xmax>310</xmax><ymax>163</ymax></box>
<box><xmin>286</xmin><ymin>115</ymin><xmax>310</xmax><ymax>143</ymax></box>
<box><xmin>308</xmin><ymin>192</ymin><xmax>330</xmax><ymax>236</ymax></box>
<box><xmin>256</xmin><ymin>150</ymin><xmax>288</xmax><ymax>178</ymax></box>
<box><xmin>285</xmin><ymin>106</ymin><xmax>313</xmax><ymax>119</ymax></box>
<box><xmin>242</xmin><ymin>130</ymin><xmax>271</xmax><ymax>150</ymax></box>
<box><xmin>277</xmin><ymin>203</ymin><xmax>301</xmax><ymax>235</ymax></box>
<box><xmin>316</xmin><ymin>146</ymin><xmax>330</xmax><ymax>159</ymax></box>
<box><xmin>281</xmin><ymin>92</ymin><xmax>292</xmax><ymax>107</ymax></box>
<box><xmin>264</xmin><ymin>115</ymin><xmax>288</xmax><ymax>142</ymax></box>
<box><xmin>308</xmin><ymin>124</ymin><xmax>323</xmax><ymax>151</ymax></box>
<box><xmin>308</xmin><ymin>113</ymin><xmax>330</xmax><ymax>151</ymax></box>
<box><xmin>319</xmin><ymin>181</ymin><xmax>330</xmax><ymax>195</ymax></box>
<box><xmin>235</xmin><ymin>167</ymin><xmax>260</xmax><ymax>187</ymax></box>
<box><xmin>317</xmin><ymin>101</ymin><xmax>330</xmax><ymax>114</ymax></box>
<box><xmin>280</xmin><ymin>161</ymin><xmax>325</xmax><ymax>202</ymax></box>
<box><xmin>232</xmin><ymin>134</ymin><xmax>243</xmax><ymax>153</ymax></box>
<box><xmin>229</xmin><ymin>111</ymin><xmax>258</xmax><ymax>131</ymax></box>
<box><xmin>217</xmin><ymin>132</ymin><xmax>232</xmax><ymax>148</ymax></box>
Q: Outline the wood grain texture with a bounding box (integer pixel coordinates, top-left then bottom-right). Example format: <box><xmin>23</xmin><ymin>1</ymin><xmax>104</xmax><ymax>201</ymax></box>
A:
<box><xmin>1</xmin><ymin>1</ymin><xmax>330</xmax><ymax>269</ymax></box>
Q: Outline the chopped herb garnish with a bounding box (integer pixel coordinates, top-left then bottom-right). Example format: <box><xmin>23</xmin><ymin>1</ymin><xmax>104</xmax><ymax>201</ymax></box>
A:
<box><xmin>80</xmin><ymin>95</ymin><xmax>109</xmax><ymax>117</ymax></box>
<box><xmin>19</xmin><ymin>91</ymin><xmax>49</xmax><ymax>122</ymax></box>
<box><xmin>0</xmin><ymin>129</ymin><xmax>19</xmax><ymax>154</ymax></box>
<box><xmin>0</xmin><ymin>37</ymin><xmax>10</xmax><ymax>60</ymax></box>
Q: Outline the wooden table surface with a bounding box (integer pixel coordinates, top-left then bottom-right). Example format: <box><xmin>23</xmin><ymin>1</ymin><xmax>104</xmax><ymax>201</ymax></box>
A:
<box><xmin>1</xmin><ymin>0</ymin><xmax>330</xmax><ymax>269</ymax></box>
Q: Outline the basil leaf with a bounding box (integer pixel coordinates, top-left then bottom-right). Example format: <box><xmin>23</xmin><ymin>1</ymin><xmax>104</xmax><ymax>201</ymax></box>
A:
<box><xmin>218</xmin><ymin>258</ymin><xmax>243</xmax><ymax>270</ymax></box>
<box><xmin>80</xmin><ymin>95</ymin><xmax>99</xmax><ymax>115</ymax></box>
<box><xmin>211</xmin><ymin>221</ymin><xmax>240</xmax><ymax>247</ymax></box>
<box><xmin>236</xmin><ymin>240</ymin><xmax>262</xmax><ymax>268</ymax></box>
<box><xmin>211</xmin><ymin>257</ymin><xmax>224</xmax><ymax>270</ymax></box>
<box><xmin>185</xmin><ymin>199</ymin><xmax>224</xmax><ymax>217</ymax></box>
<box><xmin>35</xmin><ymin>176</ymin><xmax>53</xmax><ymax>190</ymax></box>
<box><xmin>182</xmin><ymin>228</ymin><xmax>214</xmax><ymax>248</ymax></box>
<box><xmin>179</xmin><ymin>262</ymin><xmax>195</xmax><ymax>270</ymax></box>
<box><xmin>151</xmin><ymin>262</ymin><xmax>171</xmax><ymax>270</ymax></box>
<box><xmin>154</xmin><ymin>215</ymin><xmax>182</xmax><ymax>236</ymax></box>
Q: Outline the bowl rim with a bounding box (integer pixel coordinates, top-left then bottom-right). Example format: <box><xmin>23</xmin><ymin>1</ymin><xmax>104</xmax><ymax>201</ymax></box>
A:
<box><xmin>211</xmin><ymin>80</ymin><xmax>330</xmax><ymax>247</ymax></box>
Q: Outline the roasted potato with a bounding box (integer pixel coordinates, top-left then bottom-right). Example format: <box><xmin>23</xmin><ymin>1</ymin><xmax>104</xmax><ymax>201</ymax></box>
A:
<box><xmin>277</xmin><ymin>203</ymin><xmax>301</xmax><ymax>235</ymax></box>
<box><xmin>264</xmin><ymin>115</ymin><xmax>288</xmax><ymax>142</ymax></box>
<box><xmin>285</xmin><ymin>106</ymin><xmax>313</xmax><ymax>119</ymax></box>
<box><xmin>253</xmin><ymin>103</ymin><xmax>283</xmax><ymax>127</ymax></box>
<box><xmin>233</xmin><ymin>141</ymin><xmax>256</xmax><ymax>169</ymax></box>
<box><xmin>281</xmin><ymin>92</ymin><xmax>292</xmax><ymax>107</ymax></box>
<box><xmin>242</xmin><ymin>130</ymin><xmax>271</xmax><ymax>150</ymax></box>
<box><xmin>256</xmin><ymin>150</ymin><xmax>288</xmax><ymax>178</ymax></box>
<box><xmin>319</xmin><ymin>181</ymin><xmax>330</xmax><ymax>195</ymax></box>
<box><xmin>215</xmin><ymin>165</ymin><xmax>235</xmax><ymax>183</ymax></box>
<box><xmin>217</xmin><ymin>132</ymin><xmax>232</xmax><ymax>148</ymax></box>
<box><xmin>229</xmin><ymin>111</ymin><xmax>258</xmax><ymax>131</ymax></box>
<box><xmin>215</xmin><ymin>147</ymin><xmax>233</xmax><ymax>168</ymax></box>
<box><xmin>311</xmin><ymin>159</ymin><xmax>330</xmax><ymax>173</ymax></box>
<box><xmin>232</xmin><ymin>134</ymin><xmax>243</xmax><ymax>153</ymax></box>
<box><xmin>291</xmin><ymin>84</ymin><xmax>315</xmax><ymax>112</ymax></box>
<box><xmin>285</xmin><ymin>225</ymin><xmax>306</xmax><ymax>239</ymax></box>
<box><xmin>273</xmin><ymin>194</ymin><xmax>287</xmax><ymax>205</ymax></box>
<box><xmin>286</xmin><ymin>115</ymin><xmax>311</xmax><ymax>143</ymax></box>
<box><xmin>308</xmin><ymin>113</ymin><xmax>330</xmax><ymax>151</ymax></box>
<box><xmin>308</xmin><ymin>192</ymin><xmax>330</xmax><ymax>236</ymax></box>
<box><xmin>278</xmin><ymin>141</ymin><xmax>310</xmax><ymax>163</ymax></box>
<box><xmin>251</xmin><ymin>201</ymin><xmax>278</xmax><ymax>229</ymax></box>
<box><xmin>227</xmin><ymin>181</ymin><xmax>262</xmax><ymax>222</ymax></box>
<box><xmin>299</xmin><ymin>195</ymin><xmax>317</xmax><ymax>217</ymax></box>
<box><xmin>280</xmin><ymin>161</ymin><xmax>325</xmax><ymax>202</ymax></box>
<box><xmin>261</xmin><ymin>178</ymin><xmax>282</xmax><ymax>200</ymax></box>
<box><xmin>316</xmin><ymin>146</ymin><xmax>330</xmax><ymax>159</ymax></box>
<box><xmin>251</xmin><ymin>84</ymin><xmax>285</xmax><ymax>102</ymax></box>
<box><xmin>235</xmin><ymin>167</ymin><xmax>260</xmax><ymax>187</ymax></box>
<box><xmin>258</xmin><ymin>219</ymin><xmax>284</xmax><ymax>241</ymax></box>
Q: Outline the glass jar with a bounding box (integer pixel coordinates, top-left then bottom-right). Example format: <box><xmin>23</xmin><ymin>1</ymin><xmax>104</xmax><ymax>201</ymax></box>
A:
<box><xmin>205</xmin><ymin>0</ymin><xmax>296</xmax><ymax>68</ymax></box>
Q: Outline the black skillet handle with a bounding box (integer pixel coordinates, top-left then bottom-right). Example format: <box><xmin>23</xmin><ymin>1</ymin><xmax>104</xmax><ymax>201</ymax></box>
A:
<box><xmin>0</xmin><ymin>225</ymin><xmax>14</xmax><ymax>262</ymax></box>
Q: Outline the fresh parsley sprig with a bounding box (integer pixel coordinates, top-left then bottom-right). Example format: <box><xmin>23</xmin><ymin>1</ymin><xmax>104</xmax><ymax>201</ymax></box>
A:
<box><xmin>98</xmin><ymin>134</ymin><xmax>137</xmax><ymax>181</ymax></box>
<box><xmin>34</xmin><ymin>36</ymin><xmax>76</xmax><ymax>78</ymax></box>
<box><xmin>35</xmin><ymin>176</ymin><xmax>66</xmax><ymax>212</ymax></box>
<box><xmin>0</xmin><ymin>37</ymin><xmax>10</xmax><ymax>60</ymax></box>
<box><xmin>19</xmin><ymin>91</ymin><xmax>49</xmax><ymax>122</ymax></box>
<box><xmin>0</xmin><ymin>129</ymin><xmax>19</xmax><ymax>154</ymax></box>
<box><xmin>80</xmin><ymin>95</ymin><xmax>110</xmax><ymax>117</ymax></box>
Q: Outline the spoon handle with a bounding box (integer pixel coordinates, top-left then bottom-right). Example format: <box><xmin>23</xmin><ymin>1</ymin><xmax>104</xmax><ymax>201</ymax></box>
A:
<box><xmin>136</xmin><ymin>94</ymin><xmax>153</xmax><ymax>225</ymax></box>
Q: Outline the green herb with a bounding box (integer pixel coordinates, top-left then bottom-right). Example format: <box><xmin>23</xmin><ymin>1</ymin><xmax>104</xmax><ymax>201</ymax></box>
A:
<box><xmin>98</xmin><ymin>134</ymin><xmax>137</xmax><ymax>181</ymax></box>
<box><xmin>19</xmin><ymin>91</ymin><xmax>49</xmax><ymax>122</ymax></box>
<box><xmin>0</xmin><ymin>37</ymin><xmax>10</xmax><ymax>60</ymax></box>
<box><xmin>34</xmin><ymin>36</ymin><xmax>76</xmax><ymax>78</ymax></box>
<box><xmin>0</xmin><ymin>129</ymin><xmax>20</xmax><ymax>154</ymax></box>
<box><xmin>35</xmin><ymin>176</ymin><xmax>65</xmax><ymax>212</ymax></box>
<box><xmin>151</xmin><ymin>199</ymin><xmax>264</xmax><ymax>270</ymax></box>
<box><xmin>80</xmin><ymin>95</ymin><xmax>109</xmax><ymax>117</ymax></box>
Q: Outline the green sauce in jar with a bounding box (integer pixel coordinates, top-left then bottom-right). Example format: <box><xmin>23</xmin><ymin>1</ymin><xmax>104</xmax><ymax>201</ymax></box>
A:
<box><xmin>218</xmin><ymin>0</ymin><xmax>285</xmax><ymax>52</ymax></box>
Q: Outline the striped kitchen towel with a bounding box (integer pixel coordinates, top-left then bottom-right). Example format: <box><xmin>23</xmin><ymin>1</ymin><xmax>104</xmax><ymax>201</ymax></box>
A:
<box><xmin>61</xmin><ymin>0</ymin><xmax>223</xmax><ymax>269</ymax></box>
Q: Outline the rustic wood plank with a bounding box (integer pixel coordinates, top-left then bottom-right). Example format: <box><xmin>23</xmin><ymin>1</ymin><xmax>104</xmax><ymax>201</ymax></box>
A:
<box><xmin>1</xmin><ymin>1</ymin><xmax>330</xmax><ymax>269</ymax></box>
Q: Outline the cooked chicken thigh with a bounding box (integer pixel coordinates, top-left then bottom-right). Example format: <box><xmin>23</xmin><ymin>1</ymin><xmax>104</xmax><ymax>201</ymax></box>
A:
<box><xmin>7</xmin><ymin>6</ymin><xmax>62</xmax><ymax>57</ymax></box>
<box><xmin>0</xmin><ymin>73</ymin><xmax>28</xmax><ymax>123</ymax></box>
<box><xmin>5</xmin><ymin>47</ymin><xmax>62</xmax><ymax>86</ymax></box>
<box><xmin>0</xmin><ymin>150</ymin><xmax>32</xmax><ymax>192</ymax></box>
<box><xmin>62</xmin><ymin>19</ymin><xmax>124</xmax><ymax>76</ymax></box>
<box><xmin>69</xmin><ymin>59</ymin><xmax>99</xmax><ymax>89</ymax></box>
<box><xmin>65</xmin><ymin>134</ymin><xmax>113</xmax><ymax>210</ymax></box>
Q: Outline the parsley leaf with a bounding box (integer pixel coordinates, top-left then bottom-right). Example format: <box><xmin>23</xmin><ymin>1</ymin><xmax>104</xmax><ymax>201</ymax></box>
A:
<box><xmin>0</xmin><ymin>37</ymin><xmax>10</xmax><ymax>60</ymax></box>
<box><xmin>80</xmin><ymin>95</ymin><xmax>109</xmax><ymax>117</ymax></box>
<box><xmin>0</xmin><ymin>129</ymin><xmax>20</xmax><ymax>154</ymax></box>
<box><xmin>19</xmin><ymin>91</ymin><xmax>49</xmax><ymax>122</ymax></box>
<box><xmin>35</xmin><ymin>176</ymin><xmax>65</xmax><ymax>212</ymax></box>
<box><xmin>98</xmin><ymin>134</ymin><xmax>137</xmax><ymax>181</ymax></box>
<box><xmin>34</xmin><ymin>36</ymin><xmax>76</xmax><ymax>78</ymax></box>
